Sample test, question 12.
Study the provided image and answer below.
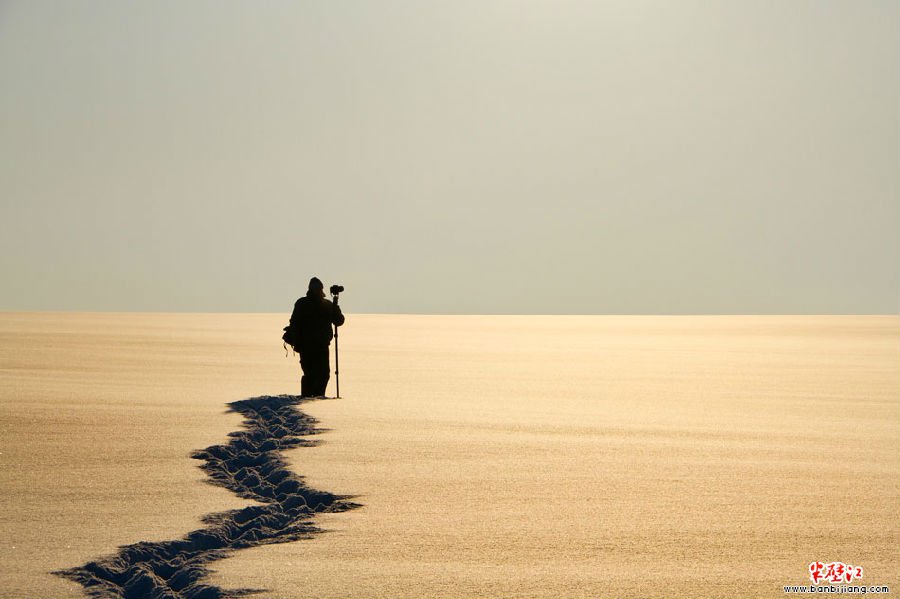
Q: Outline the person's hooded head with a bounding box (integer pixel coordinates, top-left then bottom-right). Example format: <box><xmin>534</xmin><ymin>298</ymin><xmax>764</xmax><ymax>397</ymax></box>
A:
<box><xmin>307</xmin><ymin>277</ymin><xmax>325</xmax><ymax>298</ymax></box>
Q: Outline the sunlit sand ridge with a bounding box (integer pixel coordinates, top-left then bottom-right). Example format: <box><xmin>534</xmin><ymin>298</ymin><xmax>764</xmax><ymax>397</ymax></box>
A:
<box><xmin>1</xmin><ymin>313</ymin><xmax>897</xmax><ymax>598</ymax></box>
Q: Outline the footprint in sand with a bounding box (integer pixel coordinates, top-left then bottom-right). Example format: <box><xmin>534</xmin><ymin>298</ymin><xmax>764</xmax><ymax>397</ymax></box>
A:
<box><xmin>55</xmin><ymin>395</ymin><xmax>360</xmax><ymax>599</ymax></box>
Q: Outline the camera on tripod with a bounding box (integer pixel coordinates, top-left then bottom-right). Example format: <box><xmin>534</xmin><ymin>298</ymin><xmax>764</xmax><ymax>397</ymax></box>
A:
<box><xmin>330</xmin><ymin>284</ymin><xmax>344</xmax><ymax>296</ymax></box>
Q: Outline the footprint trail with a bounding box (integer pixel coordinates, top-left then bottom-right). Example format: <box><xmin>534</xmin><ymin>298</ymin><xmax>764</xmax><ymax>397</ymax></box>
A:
<box><xmin>56</xmin><ymin>395</ymin><xmax>359</xmax><ymax>599</ymax></box>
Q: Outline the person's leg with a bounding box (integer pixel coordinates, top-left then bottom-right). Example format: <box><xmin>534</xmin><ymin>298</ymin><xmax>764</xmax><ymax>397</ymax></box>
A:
<box><xmin>299</xmin><ymin>352</ymin><xmax>313</xmax><ymax>397</ymax></box>
<box><xmin>301</xmin><ymin>346</ymin><xmax>330</xmax><ymax>397</ymax></box>
<box><xmin>316</xmin><ymin>346</ymin><xmax>331</xmax><ymax>396</ymax></box>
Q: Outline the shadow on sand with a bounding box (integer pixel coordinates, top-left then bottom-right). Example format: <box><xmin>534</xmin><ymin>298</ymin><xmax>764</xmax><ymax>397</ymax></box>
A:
<box><xmin>55</xmin><ymin>395</ymin><xmax>360</xmax><ymax>599</ymax></box>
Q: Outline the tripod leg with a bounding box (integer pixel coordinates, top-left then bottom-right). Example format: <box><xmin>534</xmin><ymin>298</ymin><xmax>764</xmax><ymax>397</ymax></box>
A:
<box><xmin>334</xmin><ymin>324</ymin><xmax>340</xmax><ymax>399</ymax></box>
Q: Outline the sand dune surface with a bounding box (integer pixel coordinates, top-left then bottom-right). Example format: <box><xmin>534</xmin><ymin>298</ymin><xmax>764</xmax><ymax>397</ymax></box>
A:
<box><xmin>1</xmin><ymin>313</ymin><xmax>897</xmax><ymax>598</ymax></box>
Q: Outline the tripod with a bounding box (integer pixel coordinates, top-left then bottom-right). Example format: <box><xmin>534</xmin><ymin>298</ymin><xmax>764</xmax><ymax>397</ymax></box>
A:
<box><xmin>332</xmin><ymin>294</ymin><xmax>341</xmax><ymax>399</ymax></box>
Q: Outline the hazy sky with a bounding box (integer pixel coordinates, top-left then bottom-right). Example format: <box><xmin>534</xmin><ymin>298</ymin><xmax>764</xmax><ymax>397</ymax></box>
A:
<box><xmin>1</xmin><ymin>1</ymin><xmax>898</xmax><ymax>314</ymax></box>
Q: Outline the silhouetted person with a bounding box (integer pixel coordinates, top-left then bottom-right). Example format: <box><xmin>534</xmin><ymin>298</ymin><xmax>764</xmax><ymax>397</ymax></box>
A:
<box><xmin>290</xmin><ymin>277</ymin><xmax>345</xmax><ymax>397</ymax></box>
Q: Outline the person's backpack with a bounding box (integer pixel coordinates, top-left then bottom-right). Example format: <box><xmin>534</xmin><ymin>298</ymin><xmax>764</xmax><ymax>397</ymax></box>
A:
<box><xmin>282</xmin><ymin>324</ymin><xmax>298</xmax><ymax>355</ymax></box>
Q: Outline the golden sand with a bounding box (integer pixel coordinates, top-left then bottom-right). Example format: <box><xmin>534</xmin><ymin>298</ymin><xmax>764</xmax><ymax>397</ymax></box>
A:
<box><xmin>1</xmin><ymin>313</ymin><xmax>897</xmax><ymax>598</ymax></box>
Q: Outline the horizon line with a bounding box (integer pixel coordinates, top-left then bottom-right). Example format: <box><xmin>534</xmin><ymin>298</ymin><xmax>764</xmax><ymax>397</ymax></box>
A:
<box><xmin>1</xmin><ymin>310</ymin><xmax>898</xmax><ymax>317</ymax></box>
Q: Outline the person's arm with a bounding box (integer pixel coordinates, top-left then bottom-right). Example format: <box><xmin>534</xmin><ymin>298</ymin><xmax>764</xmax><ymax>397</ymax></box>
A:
<box><xmin>332</xmin><ymin>303</ymin><xmax>345</xmax><ymax>327</ymax></box>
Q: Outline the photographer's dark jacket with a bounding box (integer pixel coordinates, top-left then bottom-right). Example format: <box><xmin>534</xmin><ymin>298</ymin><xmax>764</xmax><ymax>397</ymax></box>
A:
<box><xmin>290</xmin><ymin>295</ymin><xmax>344</xmax><ymax>350</ymax></box>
